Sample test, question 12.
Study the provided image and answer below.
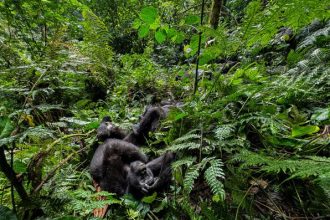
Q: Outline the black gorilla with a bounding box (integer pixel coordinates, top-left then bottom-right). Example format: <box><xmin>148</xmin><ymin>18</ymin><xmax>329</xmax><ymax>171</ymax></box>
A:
<box><xmin>90</xmin><ymin>139</ymin><xmax>148</xmax><ymax>196</ymax></box>
<box><xmin>90</xmin><ymin>105</ymin><xmax>178</xmax><ymax>218</ymax></box>
<box><xmin>96</xmin><ymin>116</ymin><xmax>128</xmax><ymax>142</ymax></box>
<box><xmin>126</xmin><ymin>152</ymin><xmax>175</xmax><ymax>198</ymax></box>
<box><xmin>90</xmin><ymin>140</ymin><xmax>175</xmax><ymax>198</ymax></box>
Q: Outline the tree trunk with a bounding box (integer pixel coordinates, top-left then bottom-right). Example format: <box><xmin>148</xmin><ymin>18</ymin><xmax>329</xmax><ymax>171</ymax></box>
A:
<box><xmin>209</xmin><ymin>0</ymin><xmax>223</xmax><ymax>29</ymax></box>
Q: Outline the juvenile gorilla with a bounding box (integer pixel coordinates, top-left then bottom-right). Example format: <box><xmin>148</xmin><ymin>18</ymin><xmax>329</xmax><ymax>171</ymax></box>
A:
<box><xmin>90</xmin><ymin>140</ymin><xmax>174</xmax><ymax>197</ymax></box>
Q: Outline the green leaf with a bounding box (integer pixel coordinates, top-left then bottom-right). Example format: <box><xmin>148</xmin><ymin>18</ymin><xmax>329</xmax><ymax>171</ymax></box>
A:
<box><xmin>142</xmin><ymin>192</ymin><xmax>157</xmax><ymax>204</ymax></box>
<box><xmin>311</xmin><ymin>108</ymin><xmax>330</xmax><ymax>122</ymax></box>
<box><xmin>139</xmin><ymin>6</ymin><xmax>157</xmax><ymax>25</ymax></box>
<box><xmin>132</xmin><ymin>19</ymin><xmax>142</xmax><ymax>29</ymax></box>
<box><xmin>199</xmin><ymin>53</ymin><xmax>213</xmax><ymax>65</ymax></box>
<box><xmin>150</xmin><ymin>18</ymin><xmax>160</xmax><ymax>30</ymax></box>
<box><xmin>138</xmin><ymin>25</ymin><xmax>150</xmax><ymax>38</ymax></box>
<box><xmin>14</xmin><ymin>161</ymin><xmax>27</xmax><ymax>173</ymax></box>
<box><xmin>291</xmin><ymin>125</ymin><xmax>320</xmax><ymax>137</ymax></box>
<box><xmin>212</xmin><ymin>194</ymin><xmax>221</xmax><ymax>202</ymax></box>
<box><xmin>172</xmin><ymin>31</ymin><xmax>185</xmax><ymax>44</ymax></box>
<box><xmin>155</xmin><ymin>29</ymin><xmax>166</xmax><ymax>43</ymax></box>
<box><xmin>0</xmin><ymin>117</ymin><xmax>14</xmax><ymax>139</ymax></box>
<box><xmin>174</xmin><ymin>112</ymin><xmax>188</xmax><ymax>121</ymax></box>
<box><xmin>185</xmin><ymin>15</ymin><xmax>200</xmax><ymax>25</ymax></box>
<box><xmin>166</xmin><ymin>28</ymin><xmax>177</xmax><ymax>38</ymax></box>
<box><xmin>84</xmin><ymin>121</ymin><xmax>100</xmax><ymax>130</ymax></box>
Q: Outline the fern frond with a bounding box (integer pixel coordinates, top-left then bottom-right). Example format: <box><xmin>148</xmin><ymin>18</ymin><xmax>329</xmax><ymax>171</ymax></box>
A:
<box><xmin>317</xmin><ymin>173</ymin><xmax>330</xmax><ymax>199</ymax></box>
<box><xmin>19</xmin><ymin>126</ymin><xmax>55</xmax><ymax>142</ymax></box>
<box><xmin>214</xmin><ymin>124</ymin><xmax>235</xmax><ymax>141</ymax></box>
<box><xmin>235</xmin><ymin>150</ymin><xmax>330</xmax><ymax>180</ymax></box>
<box><xmin>204</xmin><ymin>159</ymin><xmax>225</xmax><ymax>200</ymax></box>
<box><xmin>184</xmin><ymin>164</ymin><xmax>202</xmax><ymax>194</ymax></box>
<box><xmin>167</xmin><ymin>142</ymin><xmax>200</xmax><ymax>151</ymax></box>
<box><xmin>172</xmin><ymin>133</ymin><xmax>200</xmax><ymax>144</ymax></box>
<box><xmin>171</xmin><ymin>156</ymin><xmax>197</xmax><ymax>169</ymax></box>
<box><xmin>297</xmin><ymin>24</ymin><xmax>330</xmax><ymax>50</ymax></box>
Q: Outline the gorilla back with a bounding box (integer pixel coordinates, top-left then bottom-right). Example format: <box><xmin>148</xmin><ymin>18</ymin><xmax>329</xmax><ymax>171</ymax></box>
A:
<box><xmin>90</xmin><ymin>139</ymin><xmax>148</xmax><ymax>196</ymax></box>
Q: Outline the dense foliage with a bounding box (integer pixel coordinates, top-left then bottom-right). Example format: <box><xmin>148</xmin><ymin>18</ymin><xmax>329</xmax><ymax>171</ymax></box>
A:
<box><xmin>0</xmin><ymin>0</ymin><xmax>329</xmax><ymax>219</ymax></box>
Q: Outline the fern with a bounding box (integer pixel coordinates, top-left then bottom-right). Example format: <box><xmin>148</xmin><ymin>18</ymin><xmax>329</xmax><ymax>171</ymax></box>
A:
<box><xmin>184</xmin><ymin>164</ymin><xmax>202</xmax><ymax>194</ymax></box>
<box><xmin>214</xmin><ymin>124</ymin><xmax>235</xmax><ymax>141</ymax></box>
<box><xmin>204</xmin><ymin>159</ymin><xmax>225</xmax><ymax>200</ymax></box>
<box><xmin>19</xmin><ymin>126</ymin><xmax>55</xmax><ymax>143</ymax></box>
<box><xmin>172</xmin><ymin>133</ymin><xmax>200</xmax><ymax>144</ymax></box>
<box><xmin>297</xmin><ymin>24</ymin><xmax>330</xmax><ymax>50</ymax></box>
<box><xmin>166</xmin><ymin>133</ymin><xmax>201</xmax><ymax>152</ymax></box>
<box><xmin>234</xmin><ymin>150</ymin><xmax>330</xmax><ymax>179</ymax></box>
<box><xmin>241</xmin><ymin>0</ymin><xmax>329</xmax><ymax>49</ymax></box>
<box><xmin>166</xmin><ymin>142</ymin><xmax>200</xmax><ymax>152</ymax></box>
<box><xmin>171</xmin><ymin>156</ymin><xmax>196</xmax><ymax>169</ymax></box>
<box><xmin>318</xmin><ymin>173</ymin><xmax>330</xmax><ymax>199</ymax></box>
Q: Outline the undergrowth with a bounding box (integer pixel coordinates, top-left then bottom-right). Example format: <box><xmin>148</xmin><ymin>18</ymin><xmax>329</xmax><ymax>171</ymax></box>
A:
<box><xmin>0</xmin><ymin>0</ymin><xmax>329</xmax><ymax>219</ymax></box>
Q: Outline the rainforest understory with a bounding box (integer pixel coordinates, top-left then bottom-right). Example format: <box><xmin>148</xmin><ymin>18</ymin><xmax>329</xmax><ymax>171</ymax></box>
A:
<box><xmin>0</xmin><ymin>0</ymin><xmax>329</xmax><ymax>219</ymax></box>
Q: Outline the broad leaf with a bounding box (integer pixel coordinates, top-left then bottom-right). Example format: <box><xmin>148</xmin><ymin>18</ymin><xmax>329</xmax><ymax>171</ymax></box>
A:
<box><xmin>142</xmin><ymin>192</ymin><xmax>157</xmax><ymax>203</ymax></box>
<box><xmin>311</xmin><ymin>108</ymin><xmax>330</xmax><ymax>122</ymax></box>
<box><xmin>139</xmin><ymin>6</ymin><xmax>157</xmax><ymax>24</ymax></box>
<box><xmin>172</xmin><ymin>31</ymin><xmax>185</xmax><ymax>44</ymax></box>
<box><xmin>132</xmin><ymin>19</ymin><xmax>141</xmax><ymax>29</ymax></box>
<box><xmin>0</xmin><ymin>117</ymin><xmax>14</xmax><ymax>139</ymax></box>
<box><xmin>185</xmin><ymin>15</ymin><xmax>200</xmax><ymax>25</ymax></box>
<box><xmin>155</xmin><ymin>29</ymin><xmax>166</xmax><ymax>43</ymax></box>
<box><xmin>166</xmin><ymin>28</ymin><xmax>177</xmax><ymax>38</ymax></box>
<box><xmin>138</xmin><ymin>25</ymin><xmax>149</xmax><ymax>38</ymax></box>
<box><xmin>292</xmin><ymin>125</ymin><xmax>320</xmax><ymax>137</ymax></box>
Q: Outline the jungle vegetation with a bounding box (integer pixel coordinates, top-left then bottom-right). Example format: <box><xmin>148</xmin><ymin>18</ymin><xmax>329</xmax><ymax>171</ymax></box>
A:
<box><xmin>0</xmin><ymin>0</ymin><xmax>329</xmax><ymax>219</ymax></box>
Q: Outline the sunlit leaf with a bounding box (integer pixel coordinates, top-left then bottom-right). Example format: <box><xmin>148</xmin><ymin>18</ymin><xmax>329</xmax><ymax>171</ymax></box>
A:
<box><xmin>138</xmin><ymin>24</ymin><xmax>149</xmax><ymax>38</ymax></box>
<box><xmin>139</xmin><ymin>6</ymin><xmax>157</xmax><ymax>24</ymax></box>
<box><xmin>155</xmin><ymin>29</ymin><xmax>166</xmax><ymax>43</ymax></box>
<box><xmin>132</xmin><ymin>19</ymin><xmax>142</xmax><ymax>29</ymax></box>
<box><xmin>292</xmin><ymin>125</ymin><xmax>320</xmax><ymax>137</ymax></box>
<box><xmin>142</xmin><ymin>192</ymin><xmax>157</xmax><ymax>203</ymax></box>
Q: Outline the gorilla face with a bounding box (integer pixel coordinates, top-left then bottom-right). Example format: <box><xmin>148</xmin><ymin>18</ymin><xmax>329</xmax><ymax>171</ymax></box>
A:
<box><xmin>127</xmin><ymin>161</ymin><xmax>155</xmax><ymax>194</ymax></box>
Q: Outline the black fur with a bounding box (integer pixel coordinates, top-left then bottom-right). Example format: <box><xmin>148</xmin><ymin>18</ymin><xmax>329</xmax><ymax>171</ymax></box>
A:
<box><xmin>91</xmin><ymin>106</ymin><xmax>176</xmax><ymax>198</ymax></box>
<box><xmin>126</xmin><ymin>152</ymin><xmax>175</xmax><ymax>198</ymax></box>
<box><xmin>90</xmin><ymin>139</ymin><xmax>148</xmax><ymax>196</ymax></box>
<box><xmin>97</xmin><ymin>106</ymin><xmax>168</xmax><ymax>146</ymax></box>
<box><xmin>124</xmin><ymin>106</ymin><xmax>167</xmax><ymax>146</ymax></box>
<box><xmin>97</xmin><ymin>117</ymin><xmax>128</xmax><ymax>142</ymax></box>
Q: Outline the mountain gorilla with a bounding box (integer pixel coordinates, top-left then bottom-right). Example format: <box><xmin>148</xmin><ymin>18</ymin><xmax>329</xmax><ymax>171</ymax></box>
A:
<box><xmin>126</xmin><ymin>152</ymin><xmax>175</xmax><ymax>199</ymax></box>
<box><xmin>90</xmin><ymin>139</ymin><xmax>148</xmax><ymax>196</ymax></box>
<box><xmin>90</xmin><ymin>106</ymin><xmax>176</xmax><ymax>217</ymax></box>
<box><xmin>90</xmin><ymin>139</ymin><xmax>174</xmax><ymax>217</ymax></box>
